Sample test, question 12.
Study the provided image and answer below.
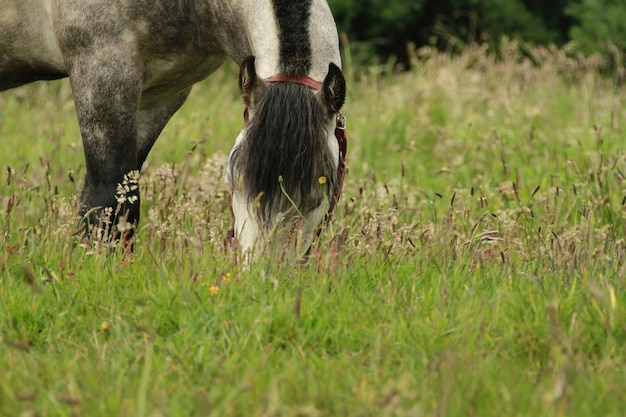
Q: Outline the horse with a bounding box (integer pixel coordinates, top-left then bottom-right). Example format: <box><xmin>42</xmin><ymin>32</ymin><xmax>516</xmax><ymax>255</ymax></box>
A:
<box><xmin>0</xmin><ymin>0</ymin><xmax>347</xmax><ymax>257</ymax></box>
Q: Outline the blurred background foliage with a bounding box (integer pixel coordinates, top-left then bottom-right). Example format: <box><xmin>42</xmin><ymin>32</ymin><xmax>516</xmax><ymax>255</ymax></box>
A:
<box><xmin>328</xmin><ymin>0</ymin><xmax>626</xmax><ymax>73</ymax></box>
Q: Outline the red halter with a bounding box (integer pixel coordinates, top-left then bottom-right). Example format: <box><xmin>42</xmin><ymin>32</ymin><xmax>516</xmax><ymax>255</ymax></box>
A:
<box><xmin>264</xmin><ymin>73</ymin><xmax>323</xmax><ymax>90</ymax></box>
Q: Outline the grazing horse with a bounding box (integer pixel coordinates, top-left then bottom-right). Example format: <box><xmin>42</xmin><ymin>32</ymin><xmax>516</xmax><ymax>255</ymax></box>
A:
<box><xmin>0</xmin><ymin>0</ymin><xmax>347</xmax><ymax>257</ymax></box>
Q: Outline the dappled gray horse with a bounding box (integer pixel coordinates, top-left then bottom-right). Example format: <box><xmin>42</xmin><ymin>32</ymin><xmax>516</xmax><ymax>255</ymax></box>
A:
<box><xmin>0</xmin><ymin>0</ymin><xmax>346</xmax><ymax>256</ymax></box>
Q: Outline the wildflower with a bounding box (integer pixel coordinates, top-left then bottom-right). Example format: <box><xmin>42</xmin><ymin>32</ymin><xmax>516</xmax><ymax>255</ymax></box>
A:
<box><xmin>100</xmin><ymin>321</ymin><xmax>110</xmax><ymax>331</ymax></box>
<box><xmin>116</xmin><ymin>170</ymin><xmax>140</xmax><ymax>204</ymax></box>
<box><xmin>222</xmin><ymin>272</ymin><xmax>232</xmax><ymax>284</ymax></box>
<box><xmin>318</xmin><ymin>176</ymin><xmax>327</xmax><ymax>185</ymax></box>
<box><xmin>208</xmin><ymin>285</ymin><xmax>220</xmax><ymax>296</ymax></box>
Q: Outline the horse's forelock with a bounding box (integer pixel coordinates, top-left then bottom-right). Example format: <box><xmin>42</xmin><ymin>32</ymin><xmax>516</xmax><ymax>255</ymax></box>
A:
<box><xmin>232</xmin><ymin>83</ymin><xmax>337</xmax><ymax>225</ymax></box>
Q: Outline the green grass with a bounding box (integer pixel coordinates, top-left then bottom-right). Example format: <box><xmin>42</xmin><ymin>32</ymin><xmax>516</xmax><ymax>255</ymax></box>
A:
<box><xmin>2</xmin><ymin>41</ymin><xmax>626</xmax><ymax>416</ymax></box>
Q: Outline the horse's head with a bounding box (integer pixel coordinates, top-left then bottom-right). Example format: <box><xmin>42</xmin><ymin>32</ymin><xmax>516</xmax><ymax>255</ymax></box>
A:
<box><xmin>227</xmin><ymin>55</ymin><xmax>346</xmax><ymax>258</ymax></box>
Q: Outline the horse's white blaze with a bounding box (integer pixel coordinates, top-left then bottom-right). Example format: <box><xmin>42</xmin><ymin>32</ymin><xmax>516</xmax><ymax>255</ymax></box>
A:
<box><xmin>231</xmin><ymin>182</ymin><xmax>260</xmax><ymax>256</ymax></box>
<box><xmin>228</xmin><ymin>130</ymin><xmax>258</xmax><ymax>255</ymax></box>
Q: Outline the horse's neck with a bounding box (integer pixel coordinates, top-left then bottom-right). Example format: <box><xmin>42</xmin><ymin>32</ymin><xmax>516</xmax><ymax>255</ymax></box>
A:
<box><xmin>212</xmin><ymin>0</ymin><xmax>340</xmax><ymax>80</ymax></box>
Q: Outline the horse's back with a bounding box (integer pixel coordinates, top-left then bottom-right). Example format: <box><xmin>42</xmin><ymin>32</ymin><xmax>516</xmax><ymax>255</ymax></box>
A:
<box><xmin>0</xmin><ymin>0</ymin><xmax>226</xmax><ymax>102</ymax></box>
<box><xmin>0</xmin><ymin>0</ymin><xmax>67</xmax><ymax>90</ymax></box>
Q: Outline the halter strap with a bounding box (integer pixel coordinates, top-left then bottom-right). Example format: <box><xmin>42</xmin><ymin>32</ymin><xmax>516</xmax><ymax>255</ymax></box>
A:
<box><xmin>328</xmin><ymin>112</ymin><xmax>347</xmax><ymax>219</ymax></box>
<box><xmin>264</xmin><ymin>73</ymin><xmax>323</xmax><ymax>90</ymax></box>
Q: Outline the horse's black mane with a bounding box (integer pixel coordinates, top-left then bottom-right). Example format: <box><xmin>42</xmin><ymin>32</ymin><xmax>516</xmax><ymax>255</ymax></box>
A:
<box><xmin>272</xmin><ymin>0</ymin><xmax>314</xmax><ymax>75</ymax></box>
<box><xmin>231</xmin><ymin>83</ymin><xmax>337</xmax><ymax>225</ymax></box>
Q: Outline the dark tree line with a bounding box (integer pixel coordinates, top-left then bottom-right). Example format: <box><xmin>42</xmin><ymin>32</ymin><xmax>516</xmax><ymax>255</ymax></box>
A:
<box><xmin>328</xmin><ymin>0</ymin><xmax>626</xmax><ymax>65</ymax></box>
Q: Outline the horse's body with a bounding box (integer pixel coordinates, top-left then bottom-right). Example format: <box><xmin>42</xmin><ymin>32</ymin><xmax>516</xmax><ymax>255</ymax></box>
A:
<box><xmin>0</xmin><ymin>0</ymin><xmax>346</xmax><ymax>256</ymax></box>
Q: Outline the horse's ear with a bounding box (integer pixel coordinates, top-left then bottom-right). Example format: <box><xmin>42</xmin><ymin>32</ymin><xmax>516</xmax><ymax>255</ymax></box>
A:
<box><xmin>321</xmin><ymin>63</ymin><xmax>346</xmax><ymax>114</ymax></box>
<box><xmin>239</xmin><ymin>55</ymin><xmax>264</xmax><ymax>106</ymax></box>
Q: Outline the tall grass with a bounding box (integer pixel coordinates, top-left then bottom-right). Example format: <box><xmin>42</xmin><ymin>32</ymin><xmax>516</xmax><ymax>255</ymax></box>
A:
<box><xmin>1</xmin><ymin>41</ymin><xmax>625</xmax><ymax>416</ymax></box>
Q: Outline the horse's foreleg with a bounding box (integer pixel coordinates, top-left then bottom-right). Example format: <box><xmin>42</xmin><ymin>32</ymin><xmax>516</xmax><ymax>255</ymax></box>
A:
<box><xmin>136</xmin><ymin>88</ymin><xmax>192</xmax><ymax>166</ymax></box>
<box><xmin>67</xmin><ymin>52</ymin><xmax>142</xmax><ymax>246</ymax></box>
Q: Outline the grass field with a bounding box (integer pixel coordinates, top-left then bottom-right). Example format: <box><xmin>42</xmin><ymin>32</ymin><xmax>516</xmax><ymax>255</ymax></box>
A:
<box><xmin>1</xmin><ymin>41</ymin><xmax>626</xmax><ymax>416</ymax></box>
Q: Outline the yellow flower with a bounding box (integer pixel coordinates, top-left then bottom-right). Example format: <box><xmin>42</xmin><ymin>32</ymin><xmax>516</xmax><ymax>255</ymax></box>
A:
<box><xmin>100</xmin><ymin>321</ymin><xmax>110</xmax><ymax>331</ymax></box>
<box><xmin>208</xmin><ymin>285</ymin><xmax>220</xmax><ymax>296</ymax></box>
<box><xmin>318</xmin><ymin>176</ymin><xmax>327</xmax><ymax>185</ymax></box>
<box><xmin>222</xmin><ymin>272</ymin><xmax>232</xmax><ymax>284</ymax></box>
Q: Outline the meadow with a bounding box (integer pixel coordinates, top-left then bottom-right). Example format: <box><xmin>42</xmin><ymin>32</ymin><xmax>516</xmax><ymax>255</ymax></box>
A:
<box><xmin>1</xmin><ymin>41</ymin><xmax>626</xmax><ymax>416</ymax></box>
